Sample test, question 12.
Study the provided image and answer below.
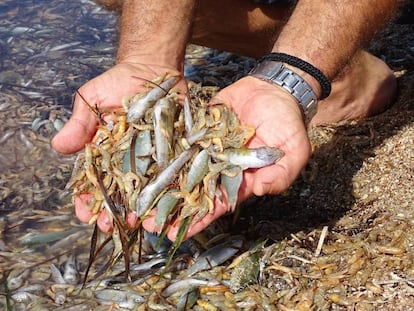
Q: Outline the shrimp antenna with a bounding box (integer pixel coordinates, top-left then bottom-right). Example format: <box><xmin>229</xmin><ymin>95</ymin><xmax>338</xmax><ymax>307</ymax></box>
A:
<box><xmin>131</xmin><ymin>75</ymin><xmax>174</xmax><ymax>94</ymax></box>
<box><xmin>76</xmin><ymin>90</ymin><xmax>106</xmax><ymax>125</ymax></box>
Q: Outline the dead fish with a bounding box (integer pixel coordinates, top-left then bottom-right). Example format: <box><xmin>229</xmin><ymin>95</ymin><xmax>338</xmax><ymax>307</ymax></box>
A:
<box><xmin>185</xmin><ymin>149</ymin><xmax>210</xmax><ymax>192</ymax></box>
<box><xmin>49</xmin><ymin>41</ymin><xmax>82</xmax><ymax>52</ymax></box>
<box><xmin>20</xmin><ymin>228</ymin><xmax>78</xmax><ymax>247</ymax></box>
<box><xmin>229</xmin><ymin>240</ymin><xmax>264</xmax><ymax>292</ymax></box>
<box><xmin>211</xmin><ymin>146</ymin><xmax>284</xmax><ymax>169</ymax></box>
<box><xmin>9</xmin><ymin>26</ymin><xmax>35</xmax><ymax>35</ymax></box>
<box><xmin>8</xmin><ymin>269</ymin><xmax>30</xmax><ymax>290</ymax></box>
<box><xmin>127</xmin><ymin>76</ymin><xmax>180</xmax><ymax>122</ymax></box>
<box><xmin>11</xmin><ymin>291</ymin><xmax>40</xmax><ymax>303</ymax></box>
<box><xmin>153</xmin><ymin>96</ymin><xmax>176</xmax><ymax>169</ymax></box>
<box><xmin>63</xmin><ymin>254</ymin><xmax>79</xmax><ymax>285</ymax></box>
<box><xmin>177</xmin><ymin>286</ymin><xmax>199</xmax><ymax>311</ymax></box>
<box><xmin>186</xmin><ymin>237</ymin><xmax>244</xmax><ymax>276</ymax></box>
<box><xmin>0</xmin><ymin>129</ymin><xmax>15</xmax><ymax>145</ymax></box>
<box><xmin>220</xmin><ymin>167</ymin><xmax>243</xmax><ymax>212</ymax></box>
<box><xmin>136</xmin><ymin>147</ymin><xmax>197</xmax><ymax>217</ymax></box>
<box><xmin>183</xmin><ymin>96</ymin><xmax>193</xmax><ymax>135</ymax></box>
<box><xmin>95</xmin><ymin>288</ymin><xmax>145</xmax><ymax>309</ymax></box>
<box><xmin>31</xmin><ymin>117</ymin><xmax>51</xmax><ymax>132</ymax></box>
<box><xmin>162</xmin><ymin>278</ymin><xmax>219</xmax><ymax>297</ymax></box>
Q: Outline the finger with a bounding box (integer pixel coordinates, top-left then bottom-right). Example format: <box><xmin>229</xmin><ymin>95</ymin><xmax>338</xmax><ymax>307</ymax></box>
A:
<box><xmin>97</xmin><ymin>210</ymin><xmax>113</xmax><ymax>233</ymax></box>
<box><xmin>142</xmin><ymin>197</ymin><xmax>229</xmax><ymax>241</ymax></box>
<box><xmin>126</xmin><ymin>212</ymin><xmax>138</xmax><ymax>229</ymax></box>
<box><xmin>51</xmin><ymin>96</ymin><xmax>98</xmax><ymax>154</ymax></box>
<box><xmin>251</xmin><ymin>163</ymin><xmax>291</xmax><ymax>195</ymax></box>
<box><xmin>95</xmin><ymin>208</ymin><xmax>138</xmax><ymax>232</ymax></box>
<box><xmin>141</xmin><ymin>209</ymin><xmax>162</xmax><ymax>234</ymax></box>
<box><xmin>74</xmin><ymin>193</ymin><xmax>94</xmax><ymax>223</ymax></box>
<box><xmin>74</xmin><ymin>193</ymin><xmax>112</xmax><ymax>232</ymax></box>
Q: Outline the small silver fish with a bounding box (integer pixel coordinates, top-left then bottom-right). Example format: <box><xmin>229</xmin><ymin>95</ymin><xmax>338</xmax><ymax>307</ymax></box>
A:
<box><xmin>95</xmin><ymin>288</ymin><xmax>145</xmax><ymax>308</ymax></box>
<box><xmin>63</xmin><ymin>254</ymin><xmax>79</xmax><ymax>285</ymax></box>
<box><xmin>184</xmin><ymin>96</ymin><xmax>193</xmax><ymax>135</ymax></box>
<box><xmin>127</xmin><ymin>76</ymin><xmax>180</xmax><ymax>122</ymax></box>
<box><xmin>212</xmin><ymin>146</ymin><xmax>284</xmax><ymax>169</ymax></box>
<box><xmin>153</xmin><ymin>96</ymin><xmax>176</xmax><ymax>169</ymax></box>
<box><xmin>161</xmin><ymin>278</ymin><xmax>219</xmax><ymax>297</ymax></box>
<box><xmin>49</xmin><ymin>41</ymin><xmax>82</xmax><ymax>52</ymax></box>
<box><xmin>186</xmin><ymin>237</ymin><xmax>243</xmax><ymax>276</ymax></box>
<box><xmin>8</xmin><ymin>270</ymin><xmax>30</xmax><ymax>290</ymax></box>
<box><xmin>185</xmin><ymin>149</ymin><xmax>209</xmax><ymax>192</ymax></box>
<box><xmin>136</xmin><ymin>147</ymin><xmax>197</xmax><ymax>216</ymax></box>
<box><xmin>154</xmin><ymin>190</ymin><xmax>179</xmax><ymax>231</ymax></box>
<box><xmin>0</xmin><ymin>129</ymin><xmax>15</xmax><ymax>145</ymax></box>
<box><xmin>11</xmin><ymin>291</ymin><xmax>39</xmax><ymax>303</ymax></box>
<box><xmin>221</xmin><ymin>167</ymin><xmax>243</xmax><ymax>211</ymax></box>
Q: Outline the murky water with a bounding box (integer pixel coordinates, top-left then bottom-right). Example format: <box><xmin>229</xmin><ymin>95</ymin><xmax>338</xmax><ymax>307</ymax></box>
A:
<box><xmin>0</xmin><ymin>1</ymin><xmax>118</xmax><ymax>225</ymax></box>
<box><xmin>0</xmin><ymin>0</ymin><xmax>118</xmax><ymax>105</ymax></box>
<box><xmin>0</xmin><ymin>1</ymin><xmax>118</xmax><ymax>309</ymax></box>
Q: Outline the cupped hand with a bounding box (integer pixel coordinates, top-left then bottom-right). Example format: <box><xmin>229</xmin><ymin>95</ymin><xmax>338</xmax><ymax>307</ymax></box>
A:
<box><xmin>51</xmin><ymin>62</ymin><xmax>183</xmax><ymax>154</ymax></box>
<box><xmin>217</xmin><ymin>76</ymin><xmax>312</xmax><ymax>201</ymax></box>
<box><xmin>67</xmin><ymin>74</ymin><xmax>312</xmax><ymax>241</ymax></box>
<box><xmin>145</xmin><ymin>76</ymin><xmax>312</xmax><ymax>240</ymax></box>
<box><xmin>52</xmin><ymin>62</ymin><xmax>184</xmax><ymax>232</ymax></box>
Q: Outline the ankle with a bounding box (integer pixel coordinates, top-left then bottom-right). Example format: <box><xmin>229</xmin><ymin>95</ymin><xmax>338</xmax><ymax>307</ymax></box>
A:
<box><xmin>310</xmin><ymin>51</ymin><xmax>397</xmax><ymax>125</ymax></box>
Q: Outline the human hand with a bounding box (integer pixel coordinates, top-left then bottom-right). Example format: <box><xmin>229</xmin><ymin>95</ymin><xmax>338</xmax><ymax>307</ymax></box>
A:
<box><xmin>144</xmin><ymin>76</ymin><xmax>312</xmax><ymax>240</ymax></box>
<box><xmin>52</xmin><ymin>62</ymin><xmax>184</xmax><ymax>232</ymax></box>
<box><xmin>51</xmin><ymin>62</ymin><xmax>183</xmax><ymax>154</ymax></box>
<box><xmin>217</xmin><ymin>76</ymin><xmax>312</xmax><ymax>200</ymax></box>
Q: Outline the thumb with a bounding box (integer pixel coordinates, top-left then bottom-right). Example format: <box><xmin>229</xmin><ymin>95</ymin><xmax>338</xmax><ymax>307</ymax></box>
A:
<box><xmin>51</xmin><ymin>97</ymin><xmax>98</xmax><ymax>154</ymax></box>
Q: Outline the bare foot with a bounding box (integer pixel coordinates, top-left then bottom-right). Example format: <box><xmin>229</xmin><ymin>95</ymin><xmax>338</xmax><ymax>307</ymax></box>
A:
<box><xmin>311</xmin><ymin>51</ymin><xmax>397</xmax><ymax>125</ymax></box>
<box><xmin>94</xmin><ymin>0</ymin><xmax>122</xmax><ymax>11</ymax></box>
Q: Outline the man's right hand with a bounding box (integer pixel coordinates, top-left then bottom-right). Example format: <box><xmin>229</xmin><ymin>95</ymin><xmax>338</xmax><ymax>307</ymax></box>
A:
<box><xmin>52</xmin><ymin>62</ymin><xmax>184</xmax><ymax>232</ymax></box>
<box><xmin>51</xmin><ymin>62</ymin><xmax>182</xmax><ymax>154</ymax></box>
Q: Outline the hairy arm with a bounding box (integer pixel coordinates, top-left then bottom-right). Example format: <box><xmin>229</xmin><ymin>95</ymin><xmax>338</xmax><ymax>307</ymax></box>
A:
<box><xmin>51</xmin><ymin>0</ymin><xmax>196</xmax><ymax>154</ymax></box>
<box><xmin>272</xmin><ymin>0</ymin><xmax>403</xmax><ymax>97</ymax></box>
<box><xmin>117</xmin><ymin>0</ymin><xmax>197</xmax><ymax>70</ymax></box>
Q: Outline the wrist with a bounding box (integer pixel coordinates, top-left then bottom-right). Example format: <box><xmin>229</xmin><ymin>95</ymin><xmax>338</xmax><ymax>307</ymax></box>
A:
<box><xmin>282</xmin><ymin>64</ymin><xmax>322</xmax><ymax>99</ymax></box>
<box><xmin>248</xmin><ymin>60</ymin><xmax>318</xmax><ymax>123</ymax></box>
<box><xmin>261</xmin><ymin>52</ymin><xmax>331</xmax><ymax>100</ymax></box>
<box><xmin>117</xmin><ymin>50</ymin><xmax>184</xmax><ymax>73</ymax></box>
<box><xmin>118</xmin><ymin>0</ymin><xmax>195</xmax><ymax>72</ymax></box>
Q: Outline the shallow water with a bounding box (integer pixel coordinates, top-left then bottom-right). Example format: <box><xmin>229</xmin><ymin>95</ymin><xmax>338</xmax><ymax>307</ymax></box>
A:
<box><xmin>0</xmin><ymin>0</ymin><xmax>118</xmax><ymax>228</ymax></box>
<box><xmin>0</xmin><ymin>1</ymin><xmax>119</xmax><ymax>309</ymax></box>
<box><xmin>0</xmin><ymin>0</ymin><xmax>118</xmax><ymax>106</ymax></box>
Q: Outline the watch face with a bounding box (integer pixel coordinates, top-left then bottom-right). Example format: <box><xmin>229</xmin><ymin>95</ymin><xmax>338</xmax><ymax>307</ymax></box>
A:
<box><xmin>250</xmin><ymin>61</ymin><xmax>283</xmax><ymax>80</ymax></box>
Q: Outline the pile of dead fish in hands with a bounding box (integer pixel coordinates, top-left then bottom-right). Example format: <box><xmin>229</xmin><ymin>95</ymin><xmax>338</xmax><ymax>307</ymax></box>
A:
<box><xmin>65</xmin><ymin>73</ymin><xmax>284</xmax><ymax>301</ymax></box>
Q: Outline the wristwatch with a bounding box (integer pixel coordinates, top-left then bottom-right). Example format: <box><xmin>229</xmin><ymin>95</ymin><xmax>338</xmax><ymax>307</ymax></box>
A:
<box><xmin>249</xmin><ymin>60</ymin><xmax>318</xmax><ymax>123</ymax></box>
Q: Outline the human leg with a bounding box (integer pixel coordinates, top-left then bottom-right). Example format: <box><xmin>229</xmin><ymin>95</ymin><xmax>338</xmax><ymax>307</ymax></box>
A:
<box><xmin>94</xmin><ymin>0</ymin><xmax>397</xmax><ymax>124</ymax></box>
<box><xmin>193</xmin><ymin>1</ymin><xmax>397</xmax><ymax>124</ymax></box>
<box><xmin>310</xmin><ymin>51</ymin><xmax>397</xmax><ymax>125</ymax></box>
<box><xmin>191</xmin><ymin>0</ymin><xmax>292</xmax><ymax>58</ymax></box>
<box><xmin>94</xmin><ymin>0</ymin><xmax>292</xmax><ymax>57</ymax></box>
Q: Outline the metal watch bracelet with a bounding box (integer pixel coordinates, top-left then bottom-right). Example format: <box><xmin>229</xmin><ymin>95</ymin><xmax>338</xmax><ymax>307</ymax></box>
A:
<box><xmin>249</xmin><ymin>60</ymin><xmax>318</xmax><ymax>123</ymax></box>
